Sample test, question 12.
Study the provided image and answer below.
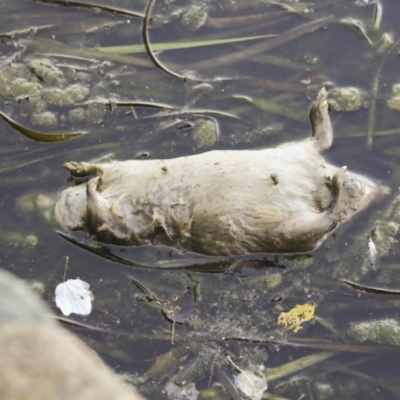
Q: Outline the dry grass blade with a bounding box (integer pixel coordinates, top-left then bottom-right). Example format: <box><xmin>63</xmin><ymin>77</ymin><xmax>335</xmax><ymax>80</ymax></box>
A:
<box><xmin>316</xmin><ymin>357</ymin><xmax>376</xmax><ymax>380</ymax></box>
<box><xmin>314</xmin><ymin>315</ymin><xmax>348</xmax><ymax>343</ymax></box>
<box><xmin>31</xmin><ymin>37</ymin><xmax>153</xmax><ymax>67</ymax></box>
<box><xmin>265</xmin><ymin>351</ymin><xmax>336</xmax><ymax>381</ymax></box>
<box><xmin>0</xmin><ymin>111</ymin><xmax>86</xmax><ymax>143</ymax></box>
<box><xmin>98</xmin><ymin>34</ymin><xmax>277</xmax><ymax>55</ymax></box>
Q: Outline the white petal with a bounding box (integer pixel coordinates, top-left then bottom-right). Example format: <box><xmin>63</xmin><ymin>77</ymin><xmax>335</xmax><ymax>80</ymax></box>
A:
<box><xmin>55</xmin><ymin>278</ymin><xmax>93</xmax><ymax>316</ymax></box>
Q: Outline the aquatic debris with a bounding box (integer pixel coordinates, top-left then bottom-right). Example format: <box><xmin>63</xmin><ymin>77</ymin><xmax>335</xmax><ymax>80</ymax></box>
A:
<box><xmin>356</xmin><ymin>0</ymin><xmax>384</xmax><ymax>30</ymax></box>
<box><xmin>31</xmin><ymin>111</ymin><xmax>57</xmax><ymax>126</ymax></box>
<box><xmin>340</xmin><ymin>279</ymin><xmax>400</xmax><ymax>295</ymax></box>
<box><xmin>349</xmin><ymin>319</ymin><xmax>400</xmax><ymax>346</ymax></box>
<box><xmin>225</xmin><ymin>259</ymin><xmax>285</xmax><ymax>278</ymax></box>
<box><xmin>192</xmin><ymin>118</ymin><xmax>219</xmax><ymax>148</ymax></box>
<box><xmin>181</xmin><ymin>5</ymin><xmax>208</xmax><ymax>32</ymax></box>
<box><xmin>97</xmin><ymin>34</ymin><xmax>278</xmax><ymax>55</ymax></box>
<box><xmin>367</xmin><ymin>230</ymin><xmax>380</xmax><ymax>271</ymax></box>
<box><xmin>265</xmin><ymin>351</ymin><xmax>336</xmax><ymax>381</ymax></box>
<box><xmin>277</xmin><ymin>303</ymin><xmax>316</xmax><ymax>333</ymax></box>
<box><xmin>143</xmin><ymin>0</ymin><xmax>185</xmax><ymax>80</ymax></box>
<box><xmin>339</xmin><ymin>18</ymin><xmax>374</xmax><ymax>46</ymax></box>
<box><xmin>165</xmin><ymin>381</ymin><xmax>198</xmax><ymax>400</ymax></box>
<box><xmin>265</xmin><ymin>272</ymin><xmax>283</xmax><ymax>290</ymax></box>
<box><xmin>0</xmin><ymin>63</ymin><xmax>37</xmax><ymax>96</ymax></box>
<box><xmin>367</xmin><ymin>38</ymin><xmax>400</xmax><ymax>149</ymax></box>
<box><xmin>312</xmin><ymin>382</ymin><xmax>335</xmax><ymax>399</ymax></box>
<box><xmin>0</xmin><ymin>269</ymin><xmax>146</xmax><ymax>400</ymax></box>
<box><xmin>30</xmin><ymin>281</ymin><xmax>45</xmax><ymax>296</ymax></box>
<box><xmin>386</xmin><ymin>83</ymin><xmax>400</xmax><ymax>111</ymax></box>
<box><xmin>234</xmin><ymin>368</ymin><xmax>267</xmax><ymax>400</ymax></box>
<box><xmin>10</xmin><ymin>78</ymin><xmax>44</xmax><ymax>111</ymax></box>
<box><xmin>68</xmin><ymin>107</ymin><xmax>86</xmax><ymax>123</ymax></box>
<box><xmin>55</xmin><ymin>278</ymin><xmax>93</xmax><ymax>316</ymax></box>
<box><xmin>42</xmin><ymin>83</ymin><xmax>90</xmax><ymax>106</ymax></box>
<box><xmin>377</xmin><ymin>32</ymin><xmax>395</xmax><ymax>53</ymax></box>
<box><xmin>28</xmin><ymin>58</ymin><xmax>66</xmax><ymax>86</ymax></box>
<box><xmin>55</xmin><ymin>89</ymin><xmax>385</xmax><ymax>256</ymax></box>
<box><xmin>193</xmin><ymin>16</ymin><xmax>336</xmax><ymax>71</ymax></box>
<box><xmin>25</xmin><ymin>235</ymin><xmax>39</xmax><ymax>247</ymax></box>
<box><xmin>0</xmin><ymin>111</ymin><xmax>87</xmax><ymax>142</ymax></box>
<box><xmin>373</xmin><ymin>0</ymin><xmax>383</xmax><ymax>30</ymax></box>
<box><xmin>0</xmin><ymin>24</ymin><xmax>54</xmax><ymax>40</ymax></box>
<box><xmin>366</xmin><ymin>221</ymin><xmax>398</xmax><ymax>260</ymax></box>
<box><xmin>162</xmin><ymin>288</ymin><xmax>197</xmax><ymax>324</ymax></box>
<box><xmin>328</xmin><ymin>87</ymin><xmax>367</xmax><ymax>112</ymax></box>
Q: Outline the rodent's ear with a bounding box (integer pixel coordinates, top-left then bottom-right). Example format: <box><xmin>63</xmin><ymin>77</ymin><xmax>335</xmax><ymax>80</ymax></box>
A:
<box><xmin>309</xmin><ymin>88</ymin><xmax>333</xmax><ymax>152</ymax></box>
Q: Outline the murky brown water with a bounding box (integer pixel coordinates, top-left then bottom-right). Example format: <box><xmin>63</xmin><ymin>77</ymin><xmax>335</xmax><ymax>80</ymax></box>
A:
<box><xmin>2</xmin><ymin>0</ymin><xmax>400</xmax><ymax>398</ymax></box>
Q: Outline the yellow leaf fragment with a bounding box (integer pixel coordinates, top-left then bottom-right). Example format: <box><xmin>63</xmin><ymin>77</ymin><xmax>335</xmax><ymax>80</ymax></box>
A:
<box><xmin>277</xmin><ymin>303</ymin><xmax>316</xmax><ymax>333</ymax></box>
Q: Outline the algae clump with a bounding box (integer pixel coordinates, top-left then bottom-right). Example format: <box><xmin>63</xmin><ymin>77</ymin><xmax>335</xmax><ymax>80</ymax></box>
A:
<box><xmin>328</xmin><ymin>87</ymin><xmax>366</xmax><ymax>112</ymax></box>
<box><xmin>349</xmin><ymin>319</ymin><xmax>400</xmax><ymax>346</ymax></box>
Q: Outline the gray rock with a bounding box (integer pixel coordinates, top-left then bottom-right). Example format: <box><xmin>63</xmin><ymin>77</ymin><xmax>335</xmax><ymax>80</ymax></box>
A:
<box><xmin>0</xmin><ymin>268</ymin><xmax>146</xmax><ymax>400</ymax></box>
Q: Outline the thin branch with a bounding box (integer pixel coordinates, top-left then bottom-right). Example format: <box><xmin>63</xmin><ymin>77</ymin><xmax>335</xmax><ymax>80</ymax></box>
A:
<box><xmin>31</xmin><ymin>0</ymin><xmax>144</xmax><ymax>18</ymax></box>
<box><xmin>142</xmin><ymin>0</ymin><xmax>185</xmax><ymax>80</ymax></box>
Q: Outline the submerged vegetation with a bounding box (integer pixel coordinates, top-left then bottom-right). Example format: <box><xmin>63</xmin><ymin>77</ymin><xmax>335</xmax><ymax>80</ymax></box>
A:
<box><xmin>2</xmin><ymin>0</ymin><xmax>400</xmax><ymax>399</ymax></box>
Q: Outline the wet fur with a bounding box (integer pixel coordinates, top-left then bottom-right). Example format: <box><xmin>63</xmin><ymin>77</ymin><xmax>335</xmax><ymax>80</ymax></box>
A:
<box><xmin>55</xmin><ymin>89</ymin><xmax>382</xmax><ymax>256</ymax></box>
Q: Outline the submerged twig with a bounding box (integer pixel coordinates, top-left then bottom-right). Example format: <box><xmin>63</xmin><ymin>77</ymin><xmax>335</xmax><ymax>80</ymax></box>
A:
<box><xmin>192</xmin><ymin>15</ymin><xmax>336</xmax><ymax>71</ymax></box>
<box><xmin>223</xmin><ymin>336</ymin><xmax>400</xmax><ymax>354</ymax></box>
<box><xmin>373</xmin><ymin>0</ymin><xmax>383</xmax><ymax>30</ymax></box>
<box><xmin>81</xmin><ymin>99</ymin><xmax>175</xmax><ymax>110</ymax></box>
<box><xmin>154</xmin><ymin>108</ymin><xmax>241</xmax><ymax>121</ymax></box>
<box><xmin>53</xmin><ymin>316</ymin><xmax>400</xmax><ymax>356</ymax></box>
<box><xmin>56</xmin><ymin>231</ymin><xmax>151</xmax><ymax>269</ymax></box>
<box><xmin>340</xmin><ymin>278</ymin><xmax>400</xmax><ymax>295</ymax></box>
<box><xmin>0</xmin><ymin>24</ymin><xmax>55</xmax><ymax>39</ymax></box>
<box><xmin>57</xmin><ymin>231</ymin><xmax>232</xmax><ymax>272</ymax></box>
<box><xmin>171</xmin><ymin>320</ymin><xmax>175</xmax><ymax>345</ymax></box>
<box><xmin>31</xmin><ymin>0</ymin><xmax>144</xmax><ymax>18</ymax></box>
<box><xmin>63</xmin><ymin>256</ymin><xmax>69</xmax><ymax>282</ymax></box>
<box><xmin>215</xmin><ymin>371</ymin><xmax>243</xmax><ymax>400</ymax></box>
<box><xmin>367</xmin><ymin>38</ymin><xmax>400</xmax><ymax>149</ymax></box>
<box><xmin>142</xmin><ymin>0</ymin><xmax>185</xmax><ymax>80</ymax></box>
<box><xmin>340</xmin><ymin>18</ymin><xmax>374</xmax><ymax>46</ymax></box>
<box><xmin>206</xmin><ymin>10</ymin><xmax>287</xmax><ymax>29</ymax></box>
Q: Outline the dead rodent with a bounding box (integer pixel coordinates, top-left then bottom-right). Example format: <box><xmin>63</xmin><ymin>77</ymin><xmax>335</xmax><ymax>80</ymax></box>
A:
<box><xmin>55</xmin><ymin>89</ymin><xmax>387</xmax><ymax>256</ymax></box>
